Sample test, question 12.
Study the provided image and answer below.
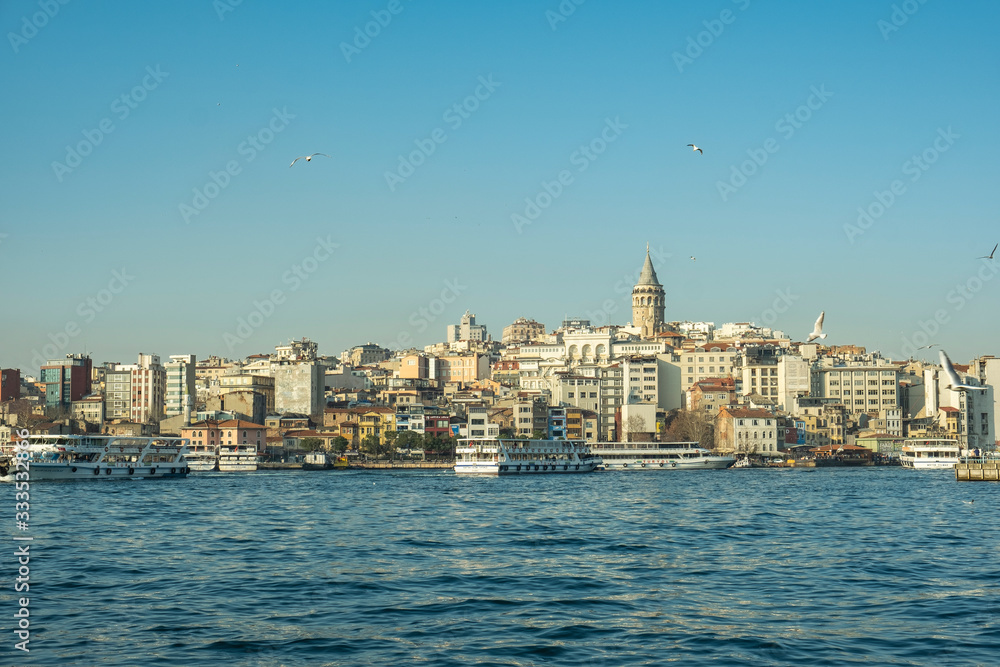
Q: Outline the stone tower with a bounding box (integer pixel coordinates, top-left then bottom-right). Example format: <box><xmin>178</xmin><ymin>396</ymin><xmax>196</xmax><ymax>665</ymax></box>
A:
<box><xmin>632</xmin><ymin>247</ymin><xmax>665</xmax><ymax>339</ymax></box>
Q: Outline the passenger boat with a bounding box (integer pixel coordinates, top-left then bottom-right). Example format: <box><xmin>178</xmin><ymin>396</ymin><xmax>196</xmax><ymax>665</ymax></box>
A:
<box><xmin>218</xmin><ymin>444</ymin><xmax>259</xmax><ymax>472</ymax></box>
<box><xmin>454</xmin><ymin>437</ymin><xmax>601</xmax><ymax>475</ymax></box>
<box><xmin>591</xmin><ymin>441</ymin><xmax>736</xmax><ymax>470</ymax></box>
<box><xmin>1</xmin><ymin>435</ymin><xmax>189</xmax><ymax>481</ymax></box>
<box><xmin>184</xmin><ymin>447</ymin><xmax>218</xmax><ymax>472</ymax></box>
<box><xmin>900</xmin><ymin>439</ymin><xmax>961</xmax><ymax>469</ymax></box>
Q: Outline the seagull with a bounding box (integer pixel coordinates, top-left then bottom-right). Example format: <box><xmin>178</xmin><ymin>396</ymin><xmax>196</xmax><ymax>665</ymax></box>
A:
<box><xmin>806</xmin><ymin>311</ymin><xmax>827</xmax><ymax>342</ymax></box>
<box><xmin>289</xmin><ymin>153</ymin><xmax>331</xmax><ymax>167</ymax></box>
<box><xmin>687</xmin><ymin>144</ymin><xmax>703</xmax><ymax>154</ymax></box>
<box><xmin>917</xmin><ymin>344</ymin><xmax>939</xmax><ymax>350</ymax></box>
<box><xmin>978</xmin><ymin>243</ymin><xmax>997</xmax><ymax>260</ymax></box>
<box><xmin>689</xmin><ymin>256</ymin><xmax>696</xmax><ymax>261</ymax></box>
<box><xmin>939</xmin><ymin>350</ymin><xmax>988</xmax><ymax>392</ymax></box>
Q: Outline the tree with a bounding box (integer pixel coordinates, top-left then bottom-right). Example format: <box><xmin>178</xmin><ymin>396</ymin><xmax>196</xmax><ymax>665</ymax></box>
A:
<box><xmin>331</xmin><ymin>436</ymin><xmax>349</xmax><ymax>454</ymax></box>
<box><xmin>299</xmin><ymin>437</ymin><xmax>324</xmax><ymax>452</ymax></box>
<box><xmin>498</xmin><ymin>427</ymin><xmax>515</xmax><ymax>438</ymax></box>
<box><xmin>396</xmin><ymin>430</ymin><xmax>422</xmax><ymax>455</ymax></box>
<box><xmin>663</xmin><ymin>409</ymin><xmax>716</xmax><ymax>449</ymax></box>
<box><xmin>623</xmin><ymin>414</ymin><xmax>647</xmax><ymax>442</ymax></box>
<box><xmin>383</xmin><ymin>429</ymin><xmax>399</xmax><ymax>460</ymax></box>
<box><xmin>360</xmin><ymin>434</ymin><xmax>382</xmax><ymax>459</ymax></box>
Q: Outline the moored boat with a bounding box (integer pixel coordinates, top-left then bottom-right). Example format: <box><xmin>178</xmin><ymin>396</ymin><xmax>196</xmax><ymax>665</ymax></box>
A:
<box><xmin>218</xmin><ymin>445</ymin><xmax>259</xmax><ymax>472</ymax></box>
<box><xmin>454</xmin><ymin>437</ymin><xmax>600</xmax><ymax>475</ymax></box>
<box><xmin>1</xmin><ymin>435</ymin><xmax>189</xmax><ymax>481</ymax></box>
<box><xmin>591</xmin><ymin>441</ymin><xmax>736</xmax><ymax>470</ymax></box>
<box><xmin>900</xmin><ymin>439</ymin><xmax>961</xmax><ymax>470</ymax></box>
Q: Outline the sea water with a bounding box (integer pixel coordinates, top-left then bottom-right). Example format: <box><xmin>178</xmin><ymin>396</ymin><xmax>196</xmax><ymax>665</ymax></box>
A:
<box><xmin>5</xmin><ymin>467</ymin><xmax>999</xmax><ymax>666</ymax></box>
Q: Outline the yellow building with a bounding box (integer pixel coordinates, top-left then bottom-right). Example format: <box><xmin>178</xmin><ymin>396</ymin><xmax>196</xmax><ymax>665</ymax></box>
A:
<box><xmin>358</xmin><ymin>408</ymin><xmax>396</xmax><ymax>444</ymax></box>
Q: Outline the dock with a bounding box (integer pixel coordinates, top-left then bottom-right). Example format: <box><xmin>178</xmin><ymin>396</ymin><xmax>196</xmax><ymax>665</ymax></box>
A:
<box><xmin>955</xmin><ymin>460</ymin><xmax>1000</xmax><ymax>482</ymax></box>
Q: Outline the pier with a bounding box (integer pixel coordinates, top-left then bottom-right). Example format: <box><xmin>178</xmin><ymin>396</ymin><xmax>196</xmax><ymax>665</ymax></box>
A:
<box><xmin>955</xmin><ymin>460</ymin><xmax>1000</xmax><ymax>482</ymax></box>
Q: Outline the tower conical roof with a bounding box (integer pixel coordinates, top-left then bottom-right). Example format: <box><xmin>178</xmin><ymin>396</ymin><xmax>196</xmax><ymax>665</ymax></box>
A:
<box><xmin>637</xmin><ymin>250</ymin><xmax>660</xmax><ymax>286</ymax></box>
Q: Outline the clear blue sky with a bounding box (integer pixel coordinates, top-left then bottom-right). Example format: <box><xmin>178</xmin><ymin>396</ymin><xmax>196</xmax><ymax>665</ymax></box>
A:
<box><xmin>2</xmin><ymin>0</ymin><xmax>998</xmax><ymax>372</ymax></box>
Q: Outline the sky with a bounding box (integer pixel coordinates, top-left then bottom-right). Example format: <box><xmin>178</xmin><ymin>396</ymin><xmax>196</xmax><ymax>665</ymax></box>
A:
<box><xmin>1</xmin><ymin>0</ymin><xmax>998</xmax><ymax>373</ymax></box>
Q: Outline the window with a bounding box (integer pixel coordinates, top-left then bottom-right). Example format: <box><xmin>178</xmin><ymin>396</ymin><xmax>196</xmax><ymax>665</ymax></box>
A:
<box><xmin>589</xmin><ymin>392</ymin><xmax>597</xmax><ymax>398</ymax></box>
<box><xmin>568</xmin><ymin>392</ymin><xmax>574</xmax><ymax>398</ymax></box>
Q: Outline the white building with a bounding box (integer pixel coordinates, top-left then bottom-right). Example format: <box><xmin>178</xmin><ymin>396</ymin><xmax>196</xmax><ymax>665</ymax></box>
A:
<box><xmin>273</xmin><ymin>362</ymin><xmax>324</xmax><ymax>423</ymax></box>
<box><xmin>110</xmin><ymin>354</ymin><xmax>166</xmax><ymax>424</ymax></box>
<box><xmin>447</xmin><ymin>310</ymin><xmax>488</xmax><ymax>343</ymax></box>
<box><xmin>165</xmin><ymin>354</ymin><xmax>196</xmax><ymax>422</ymax></box>
<box><xmin>926</xmin><ymin>363</ymin><xmax>995</xmax><ymax>451</ymax></box>
<box><xmin>810</xmin><ymin>354</ymin><xmax>899</xmax><ymax>415</ymax></box>
<box><xmin>717</xmin><ymin>407</ymin><xmax>781</xmax><ymax>457</ymax></box>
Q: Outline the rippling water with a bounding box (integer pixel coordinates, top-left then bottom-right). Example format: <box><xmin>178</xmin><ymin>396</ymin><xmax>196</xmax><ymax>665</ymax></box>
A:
<box><xmin>5</xmin><ymin>467</ymin><xmax>999</xmax><ymax>666</ymax></box>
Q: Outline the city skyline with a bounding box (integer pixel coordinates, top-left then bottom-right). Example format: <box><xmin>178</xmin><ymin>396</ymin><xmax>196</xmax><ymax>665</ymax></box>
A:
<box><xmin>3</xmin><ymin>1</ymin><xmax>999</xmax><ymax>371</ymax></box>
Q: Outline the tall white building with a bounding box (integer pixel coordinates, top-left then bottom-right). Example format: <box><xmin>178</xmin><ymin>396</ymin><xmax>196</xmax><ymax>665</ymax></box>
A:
<box><xmin>165</xmin><ymin>354</ymin><xmax>196</xmax><ymax>422</ymax></box>
<box><xmin>273</xmin><ymin>362</ymin><xmax>324</xmax><ymax>423</ymax></box>
<box><xmin>927</xmin><ymin>362</ymin><xmax>995</xmax><ymax>451</ymax></box>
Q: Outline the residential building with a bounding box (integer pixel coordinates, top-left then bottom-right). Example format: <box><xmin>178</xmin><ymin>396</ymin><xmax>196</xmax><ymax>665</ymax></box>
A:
<box><xmin>112</xmin><ymin>354</ymin><xmax>166</xmax><ymax>424</ymax></box>
<box><xmin>502</xmin><ymin>317</ymin><xmax>546</xmax><ymax>345</ymax></box>
<box><xmin>71</xmin><ymin>395</ymin><xmax>105</xmax><ymax>427</ymax></box>
<box><xmin>677</xmin><ymin>344</ymin><xmax>738</xmax><ymax>393</ymax></box>
<box><xmin>565</xmin><ymin>407</ymin><xmax>599</xmax><ymax>442</ymax></box>
<box><xmin>716</xmin><ymin>407</ymin><xmax>781</xmax><ymax>457</ymax></box>
<box><xmin>342</xmin><ymin>343</ymin><xmax>391</xmax><ymax>367</ymax></box>
<box><xmin>1</xmin><ymin>369</ymin><xmax>20</xmax><ymax>402</ymax></box>
<box><xmin>164</xmin><ymin>354</ymin><xmax>196</xmax><ymax>421</ymax></box>
<box><xmin>619</xmin><ymin>402</ymin><xmax>658</xmax><ymax>441</ymax></box>
<box><xmin>467</xmin><ymin>404</ymin><xmax>499</xmax><ymax>438</ymax></box>
<box><xmin>687</xmin><ymin>377</ymin><xmax>736</xmax><ymax>413</ymax></box>
<box><xmin>398</xmin><ymin>353</ymin><xmax>429</xmax><ymax>380</ymax></box>
<box><xmin>275</xmin><ymin>337</ymin><xmax>318</xmax><ymax>362</ymax></box>
<box><xmin>273</xmin><ymin>362</ymin><xmax>324</xmax><ymax>423</ymax></box>
<box><xmin>447</xmin><ymin>310</ymin><xmax>489</xmax><ymax>342</ymax></box>
<box><xmin>181</xmin><ymin>419</ymin><xmax>266</xmax><ymax>453</ymax></box>
<box><xmin>432</xmin><ymin>353</ymin><xmax>490</xmax><ymax>384</ymax></box>
<box><xmin>810</xmin><ymin>353</ymin><xmax>899</xmax><ymax>415</ymax></box>
<box><xmin>40</xmin><ymin>354</ymin><xmax>92</xmax><ymax>410</ymax></box>
<box><xmin>219</xmin><ymin>374</ymin><xmax>275</xmax><ymax>413</ymax></box>
<box><xmin>104</xmin><ymin>367</ymin><xmax>132</xmax><ymax>420</ymax></box>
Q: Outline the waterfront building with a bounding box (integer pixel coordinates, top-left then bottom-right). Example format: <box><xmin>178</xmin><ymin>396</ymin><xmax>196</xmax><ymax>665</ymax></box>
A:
<box><xmin>181</xmin><ymin>419</ymin><xmax>266</xmax><ymax>453</ymax></box>
<box><xmin>687</xmin><ymin>377</ymin><xmax>737</xmax><ymax>413</ymax></box>
<box><xmin>716</xmin><ymin>407</ymin><xmax>781</xmax><ymax>457</ymax></box>
<box><xmin>219</xmin><ymin>374</ymin><xmax>275</xmax><ymax>413</ymax></box>
<box><xmin>40</xmin><ymin>354</ymin><xmax>92</xmax><ymax>410</ymax></box>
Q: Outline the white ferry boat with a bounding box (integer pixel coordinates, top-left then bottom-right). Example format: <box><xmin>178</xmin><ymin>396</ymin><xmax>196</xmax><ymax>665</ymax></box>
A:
<box><xmin>185</xmin><ymin>448</ymin><xmax>219</xmax><ymax>472</ymax></box>
<box><xmin>454</xmin><ymin>438</ymin><xmax>601</xmax><ymax>475</ymax></box>
<box><xmin>218</xmin><ymin>445</ymin><xmax>260</xmax><ymax>472</ymax></box>
<box><xmin>591</xmin><ymin>441</ymin><xmax>736</xmax><ymax>470</ymax></box>
<box><xmin>2</xmin><ymin>435</ymin><xmax>189</xmax><ymax>481</ymax></box>
<box><xmin>900</xmin><ymin>439</ymin><xmax>961</xmax><ymax>470</ymax></box>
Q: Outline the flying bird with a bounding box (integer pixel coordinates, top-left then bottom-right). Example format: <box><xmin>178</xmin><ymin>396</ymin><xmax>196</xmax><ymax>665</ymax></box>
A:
<box><xmin>939</xmin><ymin>350</ymin><xmax>988</xmax><ymax>392</ymax></box>
<box><xmin>978</xmin><ymin>243</ymin><xmax>997</xmax><ymax>260</ymax></box>
<box><xmin>687</xmin><ymin>144</ymin><xmax>703</xmax><ymax>154</ymax></box>
<box><xmin>917</xmin><ymin>344</ymin><xmax>938</xmax><ymax>350</ymax></box>
<box><xmin>690</xmin><ymin>256</ymin><xmax>696</xmax><ymax>261</ymax></box>
<box><xmin>807</xmin><ymin>311</ymin><xmax>827</xmax><ymax>342</ymax></box>
<box><xmin>289</xmin><ymin>153</ymin><xmax>331</xmax><ymax>167</ymax></box>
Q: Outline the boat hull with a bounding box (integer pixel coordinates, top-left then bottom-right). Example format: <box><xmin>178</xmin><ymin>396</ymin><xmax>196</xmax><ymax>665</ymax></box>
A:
<box><xmin>602</xmin><ymin>457</ymin><xmax>735</xmax><ymax>470</ymax></box>
<box><xmin>455</xmin><ymin>460</ymin><xmax>600</xmax><ymax>475</ymax></box>
<box><xmin>24</xmin><ymin>462</ymin><xmax>188</xmax><ymax>480</ymax></box>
